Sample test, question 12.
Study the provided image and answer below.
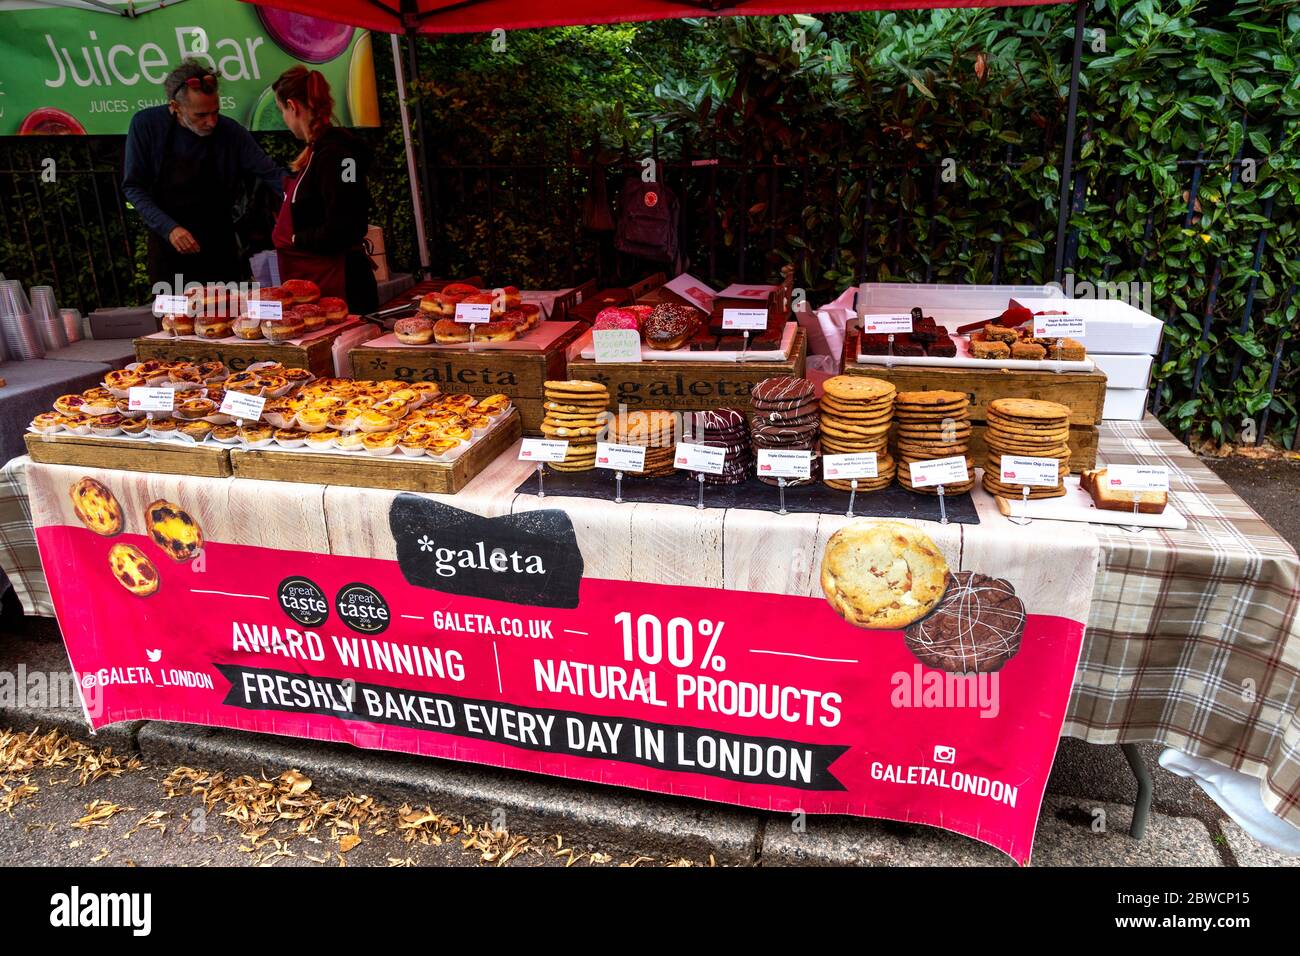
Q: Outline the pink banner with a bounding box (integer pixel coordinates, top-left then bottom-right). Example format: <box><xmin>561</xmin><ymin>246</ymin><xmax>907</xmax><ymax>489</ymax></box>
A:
<box><xmin>35</xmin><ymin>482</ymin><xmax>1086</xmax><ymax>864</ymax></box>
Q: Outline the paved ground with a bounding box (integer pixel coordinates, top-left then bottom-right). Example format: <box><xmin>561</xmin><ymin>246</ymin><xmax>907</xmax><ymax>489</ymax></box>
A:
<box><xmin>2</xmin><ymin>455</ymin><xmax>1297</xmax><ymax>867</ymax></box>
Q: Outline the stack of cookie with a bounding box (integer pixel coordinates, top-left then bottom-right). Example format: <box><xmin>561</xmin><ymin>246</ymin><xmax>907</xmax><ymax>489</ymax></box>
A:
<box><xmin>981</xmin><ymin>398</ymin><xmax>1071</xmax><ymax>499</ymax></box>
<box><xmin>749</xmin><ymin>376</ymin><xmax>819</xmax><ymax>486</ymax></box>
<box><xmin>893</xmin><ymin>390</ymin><xmax>975</xmax><ymax>494</ymax></box>
<box><xmin>688</xmin><ymin>408</ymin><xmax>751</xmax><ymax>485</ymax></box>
<box><xmin>542</xmin><ymin>380</ymin><xmax>610</xmax><ymax>472</ymax></box>
<box><xmin>818</xmin><ymin>375</ymin><xmax>896</xmax><ymax>492</ymax></box>
<box><xmin>610</xmin><ymin>409</ymin><xmax>678</xmax><ymax>478</ymax></box>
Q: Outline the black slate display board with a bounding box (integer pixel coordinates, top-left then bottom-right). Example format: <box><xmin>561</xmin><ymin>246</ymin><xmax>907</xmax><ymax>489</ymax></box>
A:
<box><xmin>513</xmin><ymin>469</ymin><xmax>980</xmax><ymax>524</ymax></box>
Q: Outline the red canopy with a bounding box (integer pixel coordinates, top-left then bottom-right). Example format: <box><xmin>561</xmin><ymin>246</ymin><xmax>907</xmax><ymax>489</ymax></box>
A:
<box><xmin>242</xmin><ymin>0</ymin><xmax>1066</xmax><ymax>36</ymax></box>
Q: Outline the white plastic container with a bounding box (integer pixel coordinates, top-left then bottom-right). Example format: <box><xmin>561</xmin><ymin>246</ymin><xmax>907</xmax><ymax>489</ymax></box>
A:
<box><xmin>1103</xmin><ymin>388</ymin><xmax>1149</xmax><ymax>421</ymax></box>
<box><xmin>1009</xmin><ymin>296</ymin><xmax>1164</xmax><ymax>355</ymax></box>
<box><xmin>857</xmin><ymin>282</ymin><xmax>1063</xmax><ymax>312</ymax></box>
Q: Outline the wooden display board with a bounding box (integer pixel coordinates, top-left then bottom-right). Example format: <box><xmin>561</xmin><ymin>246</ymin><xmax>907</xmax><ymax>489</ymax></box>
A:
<box><xmin>24</xmin><ymin>433</ymin><xmax>232</xmax><ymax>477</ymax></box>
<box><xmin>566</xmin><ymin>327</ymin><xmax>808</xmax><ymax>414</ymax></box>
<box><xmin>133</xmin><ymin>320</ymin><xmax>361</xmax><ymax>378</ymax></box>
<box><xmin>230</xmin><ymin>410</ymin><xmax>521</xmax><ymax>494</ymax></box>
<box><xmin>349</xmin><ymin>325</ymin><xmax>584</xmax><ymax>434</ymax></box>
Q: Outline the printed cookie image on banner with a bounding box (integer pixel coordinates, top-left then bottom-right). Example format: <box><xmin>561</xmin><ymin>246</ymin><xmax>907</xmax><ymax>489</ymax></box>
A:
<box><xmin>819</xmin><ymin>521</ymin><xmax>949</xmax><ymax>629</ymax></box>
<box><xmin>904</xmin><ymin>572</ymin><xmax>1026</xmax><ymax>673</ymax></box>
<box><xmin>388</xmin><ymin>496</ymin><xmax>584</xmax><ymax>608</ymax></box>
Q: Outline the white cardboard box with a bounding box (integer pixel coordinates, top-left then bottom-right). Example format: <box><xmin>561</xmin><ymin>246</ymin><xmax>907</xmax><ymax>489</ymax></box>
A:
<box><xmin>1103</xmin><ymin>387</ymin><xmax>1149</xmax><ymax>421</ymax></box>
<box><xmin>857</xmin><ymin>282</ymin><xmax>1062</xmax><ymax>312</ymax></box>
<box><xmin>1091</xmin><ymin>353</ymin><xmax>1153</xmax><ymax>389</ymax></box>
<box><xmin>1010</xmin><ymin>296</ymin><xmax>1164</xmax><ymax>355</ymax></box>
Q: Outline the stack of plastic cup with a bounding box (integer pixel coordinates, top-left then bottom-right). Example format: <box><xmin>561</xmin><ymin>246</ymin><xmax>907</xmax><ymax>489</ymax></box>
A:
<box><xmin>61</xmin><ymin>308</ymin><xmax>83</xmax><ymax>343</ymax></box>
<box><xmin>30</xmin><ymin>285</ymin><xmax>68</xmax><ymax>351</ymax></box>
<box><xmin>0</xmin><ymin>280</ymin><xmax>43</xmax><ymax>360</ymax></box>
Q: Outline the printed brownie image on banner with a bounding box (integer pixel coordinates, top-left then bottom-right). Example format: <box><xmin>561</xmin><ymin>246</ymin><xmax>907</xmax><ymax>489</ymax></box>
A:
<box><xmin>388</xmin><ymin>496</ymin><xmax>584</xmax><ymax>608</ymax></box>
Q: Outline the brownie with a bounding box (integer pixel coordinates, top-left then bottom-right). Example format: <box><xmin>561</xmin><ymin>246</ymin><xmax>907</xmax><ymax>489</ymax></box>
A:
<box><xmin>892</xmin><ymin>333</ymin><xmax>924</xmax><ymax>357</ymax></box>
<box><xmin>904</xmin><ymin>571</ymin><xmax>1026</xmax><ymax>673</ymax></box>
<box><xmin>688</xmin><ymin>333</ymin><xmax>719</xmax><ymax>351</ymax></box>
<box><xmin>717</xmin><ymin>334</ymin><xmax>747</xmax><ymax>351</ymax></box>
<box><xmin>860</xmin><ymin>333</ymin><xmax>890</xmax><ymax>355</ymax></box>
<box><xmin>926</xmin><ymin>335</ymin><xmax>957</xmax><ymax>357</ymax></box>
<box><xmin>749</xmin><ymin>329</ymin><xmax>782</xmax><ymax>350</ymax></box>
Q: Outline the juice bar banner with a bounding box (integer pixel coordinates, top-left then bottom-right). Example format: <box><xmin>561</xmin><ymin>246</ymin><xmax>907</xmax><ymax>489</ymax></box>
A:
<box><xmin>27</xmin><ymin>460</ymin><xmax>1098</xmax><ymax>863</ymax></box>
<box><xmin>0</xmin><ymin>0</ymin><xmax>379</xmax><ymax>135</ymax></box>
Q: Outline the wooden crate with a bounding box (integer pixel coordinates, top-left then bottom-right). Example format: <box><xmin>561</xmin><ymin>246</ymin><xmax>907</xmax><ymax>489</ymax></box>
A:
<box><xmin>349</xmin><ymin>325</ymin><xmax>584</xmax><ymax>434</ymax></box>
<box><xmin>842</xmin><ymin>332</ymin><xmax>1107</xmax><ymax>426</ymax></box>
<box><xmin>24</xmin><ymin>433</ymin><xmax>232</xmax><ymax>477</ymax></box>
<box><xmin>133</xmin><ymin>321</ymin><xmax>362</xmax><ymax>378</ymax></box>
<box><xmin>230</xmin><ymin>410</ymin><xmax>521</xmax><ymax>494</ymax></box>
<box><xmin>566</xmin><ymin>328</ymin><xmax>807</xmax><ymax>414</ymax></box>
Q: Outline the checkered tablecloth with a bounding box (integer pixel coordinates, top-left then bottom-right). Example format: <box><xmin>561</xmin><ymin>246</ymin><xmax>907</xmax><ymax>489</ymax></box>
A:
<box><xmin>1063</xmin><ymin>418</ymin><xmax>1300</xmax><ymax>827</ymax></box>
<box><xmin>2</xmin><ymin>416</ymin><xmax>1297</xmax><ymax>827</ymax></box>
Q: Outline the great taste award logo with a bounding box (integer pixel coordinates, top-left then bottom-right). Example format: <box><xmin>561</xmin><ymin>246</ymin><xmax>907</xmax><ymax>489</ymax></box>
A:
<box><xmin>388</xmin><ymin>497</ymin><xmax>584</xmax><ymax>608</ymax></box>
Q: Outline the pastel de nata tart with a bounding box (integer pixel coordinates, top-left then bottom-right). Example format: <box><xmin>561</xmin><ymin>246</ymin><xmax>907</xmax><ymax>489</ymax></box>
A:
<box><xmin>261</xmin><ymin>399</ymin><xmax>295</xmax><ymax>429</ymax></box>
<box><xmin>115</xmin><ymin>399</ymin><xmax>145</xmax><ymax>419</ymax></box>
<box><xmin>147</xmin><ymin>419</ymin><xmax>178</xmax><ymax>438</ymax></box>
<box><xmin>327</xmin><ymin>407</ymin><xmax>358</xmax><ymax>431</ymax></box>
<box><xmin>196</xmin><ymin>361</ymin><xmax>228</xmax><ymax>383</ymax></box>
<box><xmin>174</xmin><ymin>397</ymin><xmax>217</xmax><ymax>420</ymax></box>
<box><xmin>397</xmin><ymin>433</ymin><xmax>427</xmax><ymax>457</ymax></box>
<box><xmin>89</xmin><ymin>414</ymin><xmax>124</xmax><ymax>436</ymax></box>
<box><xmin>145</xmin><ymin>499</ymin><xmax>203</xmax><ymax>562</ymax></box>
<box><xmin>69</xmin><ymin>477</ymin><xmax>123</xmax><ymax>536</ymax></box>
<box><xmin>439</xmin><ymin>425</ymin><xmax>473</xmax><ymax>443</ymax></box>
<box><xmin>373</xmin><ymin>396</ymin><xmax>409</xmax><ymax>420</ymax></box>
<box><xmin>30</xmin><ymin>412</ymin><xmax>64</xmax><ymax>434</ymax></box>
<box><xmin>362</xmin><ymin>430</ymin><xmax>402</xmax><ymax>455</ymax></box>
<box><xmin>80</xmin><ymin>387</ymin><xmax>117</xmax><ymax>414</ymax></box>
<box><xmin>179</xmin><ymin>420</ymin><xmax>213</xmax><ymax>441</ymax></box>
<box><xmin>426</xmin><ymin>438</ymin><xmax>460</xmax><ymax>460</ymax></box>
<box><xmin>259</xmin><ymin>374</ymin><xmax>291</xmax><ymax>396</ymax></box>
<box><xmin>304</xmin><ymin>429</ymin><xmax>339</xmax><ymax>449</ymax></box>
<box><xmin>440</xmin><ymin>394</ymin><xmax>476</xmax><ymax>413</ymax></box>
<box><xmin>60</xmin><ymin>413</ymin><xmax>92</xmax><ymax>435</ymax></box>
<box><xmin>462</xmin><ymin>413</ymin><xmax>491</xmax><ymax>432</ymax></box>
<box><xmin>281</xmin><ymin>368</ymin><xmax>314</xmax><ymax>385</ymax></box>
<box><xmin>357</xmin><ymin>410</ymin><xmax>398</xmax><ymax>433</ymax></box>
<box><xmin>239</xmin><ymin>423</ymin><xmax>273</xmax><ymax>446</ymax></box>
<box><xmin>273</xmin><ymin>427</ymin><xmax>308</xmax><ymax>447</ymax></box>
<box><xmin>407</xmin><ymin>382</ymin><xmax>442</xmax><ymax>401</ymax></box>
<box><xmin>54</xmin><ymin>393</ymin><xmax>88</xmax><ymax>416</ymax></box>
<box><xmin>296</xmin><ymin>408</ymin><xmax>330</xmax><ymax>432</ymax></box>
<box><xmin>108</xmin><ymin>542</ymin><xmax>159</xmax><ymax>597</ymax></box>
<box><xmin>168</xmin><ymin>365</ymin><xmax>205</xmax><ymax>389</ymax></box>
<box><xmin>119</xmin><ymin>417</ymin><xmax>148</xmax><ymax>437</ymax></box>
<box><xmin>336</xmin><ymin>431</ymin><xmax>367</xmax><ymax>451</ymax></box>
<box><xmin>224</xmin><ymin>371</ymin><xmax>264</xmax><ymax>395</ymax></box>
<box><xmin>210</xmin><ymin>424</ymin><xmax>242</xmax><ymax>443</ymax></box>
<box><xmin>475</xmin><ymin>394</ymin><xmax>512</xmax><ymax>416</ymax></box>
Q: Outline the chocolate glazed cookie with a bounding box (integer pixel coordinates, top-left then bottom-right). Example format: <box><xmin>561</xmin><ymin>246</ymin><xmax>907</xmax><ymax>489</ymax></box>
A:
<box><xmin>904</xmin><ymin>571</ymin><xmax>1026</xmax><ymax>673</ymax></box>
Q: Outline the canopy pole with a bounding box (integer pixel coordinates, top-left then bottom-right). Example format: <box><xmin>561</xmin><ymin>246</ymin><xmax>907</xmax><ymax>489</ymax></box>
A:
<box><xmin>405</xmin><ymin>35</ymin><xmax>438</xmax><ymax>278</ymax></box>
<box><xmin>391</xmin><ymin>32</ymin><xmax>431</xmax><ymax>275</ymax></box>
<box><xmin>1052</xmin><ymin>0</ymin><xmax>1086</xmax><ymax>284</ymax></box>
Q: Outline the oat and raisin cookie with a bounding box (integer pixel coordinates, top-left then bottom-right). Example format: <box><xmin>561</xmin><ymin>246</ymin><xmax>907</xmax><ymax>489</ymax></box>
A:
<box><xmin>107</xmin><ymin>543</ymin><xmax>159</xmax><ymax>597</ymax></box>
<box><xmin>69</xmin><ymin>477</ymin><xmax>123</xmax><ymax>537</ymax></box>
<box><xmin>904</xmin><ymin>571</ymin><xmax>1025</xmax><ymax>672</ymax></box>
<box><xmin>820</xmin><ymin>521</ymin><xmax>949</xmax><ymax>629</ymax></box>
<box><xmin>144</xmin><ymin>499</ymin><xmax>203</xmax><ymax>562</ymax></box>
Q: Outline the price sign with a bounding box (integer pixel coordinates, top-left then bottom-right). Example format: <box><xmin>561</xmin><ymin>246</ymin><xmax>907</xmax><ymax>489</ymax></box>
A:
<box><xmin>595</xmin><ymin>442</ymin><xmax>646</xmax><ymax>472</ymax></box>
<box><xmin>861</xmin><ymin>313</ymin><xmax>913</xmax><ymax>334</ymax></box>
<box><xmin>246</xmin><ymin>300</ymin><xmax>283</xmax><ymax>321</ymax></box>
<box><xmin>219</xmin><ymin>391</ymin><xmax>266</xmax><ymax>422</ymax></box>
<box><xmin>127</xmin><ymin>387</ymin><xmax>174</xmax><ymax>413</ymax></box>
<box><xmin>152</xmin><ymin>294</ymin><xmax>188</xmax><ymax>316</ymax></box>
<box><xmin>721</xmin><ymin>308</ymin><xmax>768</xmax><ymax>331</ymax></box>
<box><xmin>455</xmin><ymin>302</ymin><xmax>492</xmax><ymax>324</ymax></box>
<box><xmin>518</xmin><ymin>438</ymin><xmax>569</xmax><ymax>462</ymax></box>
<box><xmin>756</xmin><ymin>449</ymin><xmax>812</xmax><ymax>479</ymax></box>
<box><xmin>824</xmin><ymin>452</ymin><xmax>879</xmax><ymax>480</ymax></box>
<box><xmin>1105</xmin><ymin>464</ymin><xmax>1169</xmax><ymax>493</ymax></box>
<box><xmin>908</xmin><ymin>455</ymin><xmax>969</xmax><ymax>488</ymax></box>
<box><xmin>592</xmin><ymin>329</ymin><xmax>642</xmax><ymax>363</ymax></box>
<box><xmin>1032</xmin><ymin>313</ymin><xmax>1086</xmax><ymax>337</ymax></box>
<box><xmin>999</xmin><ymin>455</ymin><xmax>1061</xmax><ymax>487</ymax></box>
<box><xmin>674</xmin><ymin>442</ymin><xmax>726</xmax><ymax>475</ymax></box>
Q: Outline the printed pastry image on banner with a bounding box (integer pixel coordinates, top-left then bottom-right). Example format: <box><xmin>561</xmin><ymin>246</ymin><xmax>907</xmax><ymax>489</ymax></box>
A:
<box><xmin>27</xmin><ymin>461</ymin><xmax>1096</xmax><ymax>864</ymax></box>
<box><xmin>0</xmin><ymin>0</ymin><xmax>379</xmax><ymax>136</ymax></box>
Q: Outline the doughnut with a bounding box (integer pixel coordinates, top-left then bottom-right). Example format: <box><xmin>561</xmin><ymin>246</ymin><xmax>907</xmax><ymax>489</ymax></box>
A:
<box><xmin>395</xmin><ymin>316</ymin><xmax>435</xmax><ymax>345</ymax></box>
<box><xmin>318</xmin><ymin>297</ymin><xmax>347</xmax><ymax>322</ymax></box>
<box><xmin>593</xmin><ymin>307</ymin><xmax>639</xmax><ymax>331</ymax></box>
<box><xmin>643</xmin><ymin>303</ymin><xmax>700</xmax><ymax>351</ymax></box>
<box><xmin>282</xmin><ymin>279</ymin><xmax>320</xmax><ymax>304</ymax></box>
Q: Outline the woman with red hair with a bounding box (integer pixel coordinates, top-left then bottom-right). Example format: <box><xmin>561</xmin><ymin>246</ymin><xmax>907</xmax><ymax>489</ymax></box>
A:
<box><xmin>271</xmin><ymin>66</ymin><xmax>379</xmax><ymax>313</ymax></box>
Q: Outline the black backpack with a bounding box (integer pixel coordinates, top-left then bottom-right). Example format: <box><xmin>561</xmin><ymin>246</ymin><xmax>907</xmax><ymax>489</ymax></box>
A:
<box><xmin>615</xmin><ymin>165</ymin><xmax>682</xmax><ymax>268</ymax></box>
